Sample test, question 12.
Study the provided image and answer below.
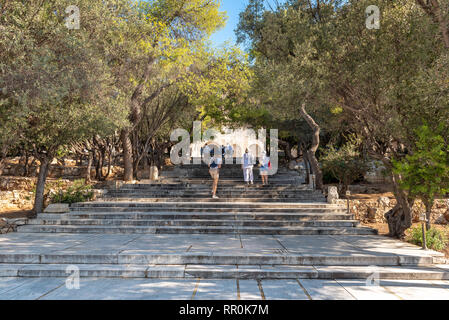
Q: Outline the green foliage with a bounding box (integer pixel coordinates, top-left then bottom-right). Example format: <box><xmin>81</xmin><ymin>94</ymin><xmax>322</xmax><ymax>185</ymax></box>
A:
<box><xmin>321</xmin><ymin>136</ymin><xmax>369</xmax><ymax>193</ymax></box>
<box><xmin>237</xmin><ymin>0</ymin><xmax>449</xmax><ymax>235</ymax></box>
<box><xmin>50</xmin><ymin>179</ymin><xmax>94</xmax><ymax>205</ymax></box>
<box><xmin>178</xmin><ymin>46</ymin><xmax>253</xmax><ymax>129</ymax></box>
<box><xmin>393</xmin><ymin>125</ymin><xmax>449</xmax><ymax>207</ymax></box>
<box><xmin>0</xmin><ymin>0</ymin><xmax>133</xmax><ymax>157</ymax></box>
<box><xmin>408</xmin><ymin>226</ymin><xmax>448</xmax><ymax>251</ymax></box>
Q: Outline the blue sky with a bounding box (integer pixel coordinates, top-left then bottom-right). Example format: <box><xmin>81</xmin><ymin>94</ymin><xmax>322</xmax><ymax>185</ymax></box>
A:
<box><xmin>209</xmin><ymin>0</ymin><xmax>249</xmax><ymax>48</ymax></box>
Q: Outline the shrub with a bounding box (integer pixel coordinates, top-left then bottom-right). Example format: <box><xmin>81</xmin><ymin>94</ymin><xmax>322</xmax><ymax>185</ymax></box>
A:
<box><xmin>320</xmin><ymin>135</ymin><xmax>369</xmax><ymax>194</ymax></box>
<box><xmin>50</xmin><ymin>179</ymin><xmax>94</xmax><ymax>205</ymax></box>
<box><xmin>407</xmin><ymin>226</ymin><xmax>448</xmax><ymax>251</ymax></box>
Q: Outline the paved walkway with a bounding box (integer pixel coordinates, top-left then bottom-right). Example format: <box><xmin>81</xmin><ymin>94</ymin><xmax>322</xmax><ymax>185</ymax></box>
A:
<box><xmin>0</xmin><ymin>232</ymin><xmax>442</xmax><ymax>259</ymax></box>
<box><xmin>0</xmin><ymin>232</ymin><xmax>448</xmax><ymax>299</ymax></box>
<box><xmin>1</xmin><ymin>277</ymin><xmax>449</xmax><ymax>300</ymax></box>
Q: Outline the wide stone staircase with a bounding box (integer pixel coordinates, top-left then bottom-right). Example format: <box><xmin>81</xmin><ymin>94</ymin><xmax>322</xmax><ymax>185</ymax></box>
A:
<box><xmin>18</xmin><ymin>163</ymin><xmax>374</xmax><ymax>235</ymax></box>
<box><xmin>1</xmin><ymin>162</ymin><xmax>447</xmax><ymax>280</ymax></box>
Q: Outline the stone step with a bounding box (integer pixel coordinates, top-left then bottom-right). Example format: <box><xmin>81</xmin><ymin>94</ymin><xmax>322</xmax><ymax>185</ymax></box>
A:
<box><xmin>103</xmin><ymin>196</ymin><xmax>327</xmax><ymax>201</ymax></box>
<box><xmin>101</xmin><ymin>197</ymin><xmax>326</xmax><ymax>203</ymax></box>
<box><xmin>17</xmin><ymin>225</ymin><xmax>377</xmax><ymax>235</ymax></box>
<box><xmin>27</xmin><ymin>219</ymin><xmax>361</xmax><ymax>228</ymax></box>
<box><xmin>40</xmin><ymin>212</ymin><xmax>357</xmax><ymax>220</ymax></box>
<box><xmin>161</xmin><ymin>169</ymin><xmax>299</xmax><ymax>174</ymax></box>
<box><xmin>165</xmin><ymin>180</ymin><xmax>303</xmax><ymax>185</ymax></box>
<box><xmin>69</xmin><ymin>208</ymin><xmax>344</xmax><ymax>214</ymax></box>
<box><xmin>106</xmin><ymin>191</ymin><xmax>323</xmax><ymax>196</ymax></box>
<box><xmin>71</xmin><ymin>202</ymin><xmax>341</xmax><ymax>209</ymax></box>
<box><xmin>108</xmin><ymin>189</ymin><xmax>318</xmax><ymax>194</ymax></box>
<box><xmin>2</xmin><ymin>264</ymin><xmax>448</xmax><ymax>280</ymax></box>
<box><xmin>170</xmin><ymin>163</ymin><xmax>295</xmax><ymax>169</ymax></box>
<box><xmin>160</xmin><ymin>175</ymin><xmax>302</xmax><ymax>179</ymax></box>
<box><xmin>112</xmin><ymin>190</ymin><xmax>314</xmax><ymax>195</ymax></box>
<box><xmin>0</xmin><ymin>253</ymin><xmax>435</xmax><ymax>266</ymax></box>
<box><xmin>162</xmin><ymin>171</ymin><xmax>300</xmax><ymax>176</ymax></box>
<box><xmin>69</xmin><ymin>206</ymin><xmax>344</xmax><ymax>214</ymax></box>
<box><xmin>117</xmin><ymin>184</ymin><xmax>311</xmax><ymax>190</ymax></box>
<box><xmin>109</xmin><ymin>191</ymin><xmax>316</xmax><ymax>196</ymax></box>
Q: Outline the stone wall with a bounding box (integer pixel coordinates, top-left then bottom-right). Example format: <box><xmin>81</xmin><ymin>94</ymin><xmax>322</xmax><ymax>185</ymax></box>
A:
<box><xmin>0</xmin><ymin>176</ymin><xmax>72</xmax><ymax>212</ymax></box>
<box><xmin>1</xmin><ymin>159</ymin><xmax>123</xmax><ymax>180</ymax></box>
<box><xmin>336</xmin><ymin>197</ymin><xmax>449</xmax><ymax>225</ymax></box>
<box><xmin>0</xmin><ymin>190</ymin><xmax>34</xmax><ymax>211</ymax></box>
<box><xmin>2</xmin><ymin>164</ymin><xmax>124</xmax><ymax>179</ymax></box>
<box><xmin>0</xmin><ymin>176</ymin><xmax>36</xmax><ymax>191</ymax></box>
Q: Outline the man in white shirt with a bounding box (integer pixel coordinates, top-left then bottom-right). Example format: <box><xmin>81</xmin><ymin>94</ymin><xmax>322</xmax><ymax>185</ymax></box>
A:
<box><xmin>242</xmin><ymin>148</ymin><xmax>254</xmax><ymax>185</ymax></box>
<box><xmin>209</xmin><ymin>152</ymin><xmax>222</xmax><ymax>199</ymax></box>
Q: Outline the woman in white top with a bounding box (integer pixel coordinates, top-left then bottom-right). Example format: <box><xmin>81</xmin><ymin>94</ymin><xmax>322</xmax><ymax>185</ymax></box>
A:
<box><xmin>259</xmin><ymin>151</ymin><xmax>270</xmax><ymax>186</ymax></box>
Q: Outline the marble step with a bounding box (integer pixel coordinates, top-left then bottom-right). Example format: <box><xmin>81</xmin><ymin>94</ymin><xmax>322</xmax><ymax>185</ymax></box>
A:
<box><xmin>106</xmin><ymin>191</ymin><xmax>324</xmax><ymax>196</ymax></box>
<box><xmin>16</xmin><ymin>225</ymin><xmax>377</xmax><ymax>235</ymax></box>
<box><xmin>71</xmin><ymin>202</ymin><xmax>342</xmax><ymax>209</ymax></box>
<box><xmin>0</xmin><ymin>253</ymin><xmax>436</xmax><ymax>266</ymax></box>
<box><xmin>161</xmin><ymin>169</ymin><xmax>299</xmax><ymax>174</ymax></box>
<box><xmin>42</xmin><ymin>212</ymin><xmax>356</xmax><ymax>221</ymax></box>
<box><xmin>117</xmin><ymin>184</ymin><xmax>311</xmax><ymax>190</ymax></box>
<box><xmin>100</xmin><ymin>197</ymin><xmax>326</xmax><ymax>203</ymax></box>
<box><xmin>163</xmin><ymin>180</ymin><xmax>303</xmax><ymax>185</ymax></box>
<box><xmin>69</xmin><ymin>206</ymin><xmax>344</xmax><ymax>214</ymax></box>
<box><xmin>27</xmin><ymin>219</ymin><xmax>361</xmax><ymax>228</ymax></box>
<box><xmin>103</xmin><ymin>196</ymin><xmax>327</xmax><ymax>201</ymax></box>
<box><xmin>69</xmin><ymin>208</ymin><xmax>344</xmax><ymax>214</ymax></box>
<box><xmin>2</xmin><ymin>264</ymin><xmax>448</xmax><ymax>280</ymax></box>
<box><xmin>107</xmin><ymin>189</ymin><xmax>318</xmax><ymax>194</ymax></box>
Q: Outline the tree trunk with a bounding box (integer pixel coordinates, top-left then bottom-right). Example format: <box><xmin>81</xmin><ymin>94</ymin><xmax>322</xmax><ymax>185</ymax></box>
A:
<box><xmin>96</xmin><ymin>149</ymin><xmax>105</xmax><ymax>181</ymax></box>
<box><xmin>0</xmin><ymin>147</ymin><xmax>7</xmax><ymax>176</ymax></box>
<box><xmin>28</xmin><ymin>157</ymin><xmax>37</xmax><ymax>177</ymax></box>
<box><xmin>33</xmin><ymin>156</ymin><xmax>51</xmax><ymax>215</ymax></box>
<box><xmin>384</xmin><ymin>173</ymin><xmax>414</xmax><ymax>238</ymax></box>
<box><xmin>436</xmin><ymin>10</ymin><xmax>449</xmax><ymax>49</ymax></box>
<box><xmin>86</xmin><ymin>151</ymin><xmax>93</xmax><ymax>183</ymax></box>
<box><xmin>307</xmin><ymin>150</ymin><xmax>323</xmax><ymax>190</ymax></box>
<box><xmin>299</xmin><ymin>103</ymin><xmax>323</xmax><ymax>190</ymax></box>
<box><xmin>121</xmin><ymin>128</ymin><xmax>133</xmax><ymax>181</ymax></box>
<box><xmin>24</xmin><ymin>153</ymin><xmax>35</xmax><ymax>177</ymax></box>
<box><xmin>21</xmin><ymin>151</ymin><xmax>29</xmax><ymax>177</ymax></box>
<box><xmin>105</xmin><ymin>151</ymin><xmax>112</xmax><ymax>179</ymax></box>
<box><xmin>425</xmin><ymin>200</ymin><xmax>433</xmax><ymax>231</ymax></box>
<box><xmin>279</xmin><ymin>140</ymin><xmax>294</xmax><ymax>160</ymax></box>
<box><xmin>92</xmin><ymin>150</ymin><xmax>99</xmax><ymax>180</ymax></box>
<box><xmin>143</xmin><ymin>154</ymin><xmax>149</xmax><ymax>179</ymax></box>
<box><xmin>416</xmin><ymin>0</ymin><xmax>449</xmax><ymax>48</ymax></box>
<box><xmin>301</xmin><ymin>145</ymin><xmax>311</xmax><ymax>185</ymax></box>
<box><xmin>340</xmin><ymin>183</ymin><xmax>348</xmax><ymax>197</ymax></box>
